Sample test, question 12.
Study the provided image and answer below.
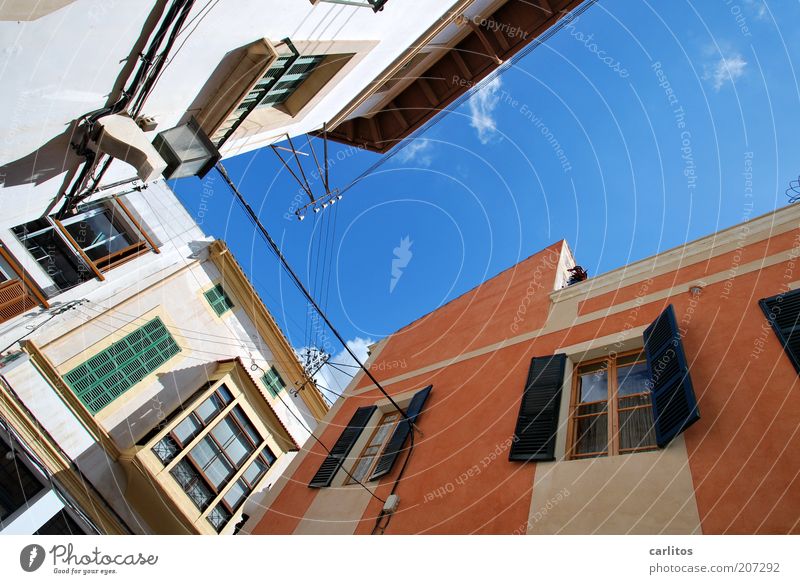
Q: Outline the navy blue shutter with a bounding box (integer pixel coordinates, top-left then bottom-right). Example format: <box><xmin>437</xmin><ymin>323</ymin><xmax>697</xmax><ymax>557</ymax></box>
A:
<box><xmin>368</xmin><ymin>385</ymin><xmax>432</xmax><ymax>481</ymax></box>
<box><xmin>643</xmin><ymin>304</ymin><xmax>700</xmax><ymax>448</ymax></box>
<box><xmin>508</xmin><ymin>354</ymin><xmax>566</xmax><ymax>462</ymax></box>
<box><xmin>759</xmin><ymin>288</ymin><xmax>800</xmax><ymax>374</ymax></box>
<box><xmin>309</xmin><ymin>405</ymin><xmax>376</xmax><ymax>488</ymax></box>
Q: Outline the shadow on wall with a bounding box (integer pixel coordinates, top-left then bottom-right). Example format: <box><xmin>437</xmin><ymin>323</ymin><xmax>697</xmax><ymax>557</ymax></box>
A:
<box><xmin>107</xmin><ymin>361</ymin><xmax>219</xmax><ymax>450</ymax></box>
<box><xmin>0</xmin><ymin>124</ymin><xmax>82</xmax><ymax>189</ymax></box>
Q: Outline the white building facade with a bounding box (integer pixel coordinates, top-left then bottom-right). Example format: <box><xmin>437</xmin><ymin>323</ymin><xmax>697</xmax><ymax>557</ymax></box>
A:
<box><xmin>0</xmin><ymin>179</ymin><xmax>327</xmax><ymax>534</ymax></box>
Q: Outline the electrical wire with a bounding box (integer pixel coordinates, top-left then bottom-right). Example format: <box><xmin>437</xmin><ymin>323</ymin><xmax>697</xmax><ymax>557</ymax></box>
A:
<box><xmin>249</xmin><ymin>361</ymin><xmax>385</xmax><ymax>504</ymax></box>
<box><xmin>215</xmin><ymin>162</ymin><xmax>414</xmax><ymax>426</ymax></box>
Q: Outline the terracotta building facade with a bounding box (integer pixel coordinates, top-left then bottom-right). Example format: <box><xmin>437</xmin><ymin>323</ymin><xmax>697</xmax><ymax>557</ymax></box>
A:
<box><xmin>246</xmin><ymin>203</ymin><xmax>800</xmax><ymax>535</ymax></box>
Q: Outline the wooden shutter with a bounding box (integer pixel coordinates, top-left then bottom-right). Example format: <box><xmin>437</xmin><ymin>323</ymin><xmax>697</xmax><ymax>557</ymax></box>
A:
<box><xmin>643</xmin><ymin>304</ymin><xmax>700</xmax><ymax>448</ymax></box>
<box><xmin>509</xmin><ymin>354</ymin><xmax>566</xmax><ymax>462</ymax></box>
<box><xmin>309</xmin><ymin>405</ymin><xmax>377</xmax><ymax>488</ymax></box>
<box><xmin>759</xmin><ymin>288</ymin><xmax>800</xmax><ymax>373</ymax></box>
<box><xmin>0</xmin><ymin>280</ymin><xmax>38</xmax><ymax>324</ymax></box>
<box><xmin>63</xmin><ymin>317</ymin><xmax>180</xmax><ymax>414</ymax></box>
<box><xmin>369</xmin><ymin>385</ymin><xmax>432</xmax><ymax>481</ymax></box>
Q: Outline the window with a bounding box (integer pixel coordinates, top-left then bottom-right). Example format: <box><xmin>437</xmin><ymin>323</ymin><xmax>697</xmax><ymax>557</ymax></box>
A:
<box><xmin>346</xmin><ymin>412</ymin><xmax>401</xmax><ymax>485</ymax></box>
<box><xmin>59</xmin><ymin>206</ymin><xmax>145</xmax><ymax>271</ymax></box>
<box><xmin>151</xmin><ymin>386</ymin><xmax>276</xmax><ymax>533</ymax></box>
<box><xmin>63</xmin><ymin>317</ymin><xmax>180</xmax><ymax>414</ymax></box>
<box><xmin>12</xmin><ymin>218</ymin><xmax>93</xmax><ymax>291</ymax></box>
<box><xmin>568</xmin><ymin>351</ymin><xmax>657</xmax><ymax>459</ymax></box>
<box><xmin>12</xmin><ymin>202</ymin><xmax>151</xmax><ymax>291</ymax></box>
<box><xmin>0</xmin><ymin>437</ymin><xmax>45</xmax><ymax>526</ymax></box>
<box><xmin>210</xmin><ymin>52</ymin><xmax>326</xmax><ymax>146</ymax></box>
<box><xmin>261</xmin><ymin>366</ymin><xmax>286</xmax><ymax>398</ymax></box>
<box><xmin>204</xmin><ymin>283</ymin><xmax>234</xmax><ymax>316</ymax></box>
<box><xmin>308</xmin><ymin>386</ymin><xmax>432</xmax><ymax>488</ymax></box>
<box><xmin>256</xmin><ymin>55</ymin><xmax>325</xmax><ymax>108</ymax></box>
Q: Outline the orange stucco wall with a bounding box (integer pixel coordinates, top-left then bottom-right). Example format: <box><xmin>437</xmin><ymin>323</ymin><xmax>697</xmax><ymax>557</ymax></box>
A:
<box><xmin>254</xmin><ymin>221</ymin><xmax>800</xmax><ymax>535</ymax></box>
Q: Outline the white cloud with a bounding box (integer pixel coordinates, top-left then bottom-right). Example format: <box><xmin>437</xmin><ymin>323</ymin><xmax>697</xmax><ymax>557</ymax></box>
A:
<box><xmin>467</xmin><ymin>76</ymin><xmax>503</xmax><ymax>144</ymax></box>
<box><xmin>705</xmin><ymin>53</ymin><xmax>747</xmax><ymax>91</ymax></box>
<box><xmin>396</xmin><ymin>139</ymin><xmax>434</xmax><ymax>167</ymax></box>
<box><xmin>312</xmin><ymin>337</ymin><xmax>374</xmax><ymax>405</ymax></box>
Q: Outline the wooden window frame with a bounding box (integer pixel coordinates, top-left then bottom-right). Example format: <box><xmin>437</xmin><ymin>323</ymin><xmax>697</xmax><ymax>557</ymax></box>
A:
<box><xmin>51</xmin><ymin>198</ymin><xmax>160</xmax><ymax>281</ymax></box>
<box><xmin>566</xmin><ymin>349</ymin><xmax>657</xmax><ymax>460</ymax></box>
<box><xmin>344</xmin><ymin>411</ymin><xmax>401</xmax><ymax>485</ymax></box>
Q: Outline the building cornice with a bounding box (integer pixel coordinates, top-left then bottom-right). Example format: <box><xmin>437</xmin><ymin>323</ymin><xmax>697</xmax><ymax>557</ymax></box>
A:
<box><xmin>207</xmin><ymin>240</ymin><xmax>328</xmax><ymax>421</ymax></box>
<box><xmin>551</xmin><ymin>203</ymin><xmax>800</xmax><ymax>304</ymax></box>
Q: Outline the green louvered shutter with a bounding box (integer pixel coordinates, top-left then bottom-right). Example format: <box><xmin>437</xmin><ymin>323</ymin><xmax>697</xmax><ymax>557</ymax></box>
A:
<box><xmin>204</xmin><ymin>284</ymin><xmax>234</xmax><ymax>316</ymax></box>
<box><xmin>63</xmin><ymin>317</ymin><xmax>180</xmax><ymax>413</ymax></box>
<box><xmin>760</xmin><ymin>288</ymin><xmax>800</xmax><ymax>374</ymax></box>
<box><xmin>261</xmin><ymin>366</ymin><xmax>286</xmax><ymax>398</ymax></box>
<box><xmin>309</xmin><ymin>405</ymin><xmax>376</xmax><ymax>488</ymax></box>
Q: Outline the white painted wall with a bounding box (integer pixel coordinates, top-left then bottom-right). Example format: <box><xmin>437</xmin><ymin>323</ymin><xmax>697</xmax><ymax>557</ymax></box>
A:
<box><xmin>0</xmin><ymin>0</ymin><xmax>461</xmax><ymax>221</ymax></box>
<box><xmin>0</xmin><ymin>180</ymin><xmax>319</xmax><ymax>532</ymax></box>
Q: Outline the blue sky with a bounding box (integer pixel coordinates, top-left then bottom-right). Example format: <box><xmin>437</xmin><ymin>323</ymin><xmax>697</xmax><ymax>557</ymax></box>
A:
<box><xmin>172</xmin><ymin>0</ymin><xmax>800</xmax><ymax>395</ymax></box>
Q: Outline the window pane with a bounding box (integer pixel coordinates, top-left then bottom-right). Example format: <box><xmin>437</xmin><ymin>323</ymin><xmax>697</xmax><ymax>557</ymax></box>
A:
<box><xmin>211</xmin><ymin>418</ymin><xmax>253</xmax><ymax>467</ymax></box>
<box><xmin>217</xmin><ymin>384</ymin><xmax>233</xmax><ymax>404</ymax></box>
<box><xmin>12</xmin><ymin>220</ymin><xmax>91</xmax><ymax>290</ymax></box>
<box><xmin>171</xmin><ymin>460</ymin><xmax>213</xmax><ymax>510</ymax></box>
<box><xmin>349</xmin><ymin>455</ymin><xmax>375</xmax><ymax>483</ymax></box>
<box><xmin>242</xmin><ymin>457</ymin><xmax>267</xmax><ymax>486</ymax></box>
<box><xmin>207</xmin><ymin>503</ymin><xmax>232</xmax><ymax>532</ymax></box>
<box><xmin>617</xmin><ymin>361</ymin><xmax>650</xmax><ymax>397</ymax></box>
<box><xmin>618</xmin><ymin>394</ymin><xmax>657</xmax><ymax>451</ymax></box>
<box><xmin>574</xmin><ymin>410</ymin><xmax>608</xmax><ymax>456</ymax></box>
<box><xmin>261</xmin><ymin>447</ymin><xmax>276</xmax><ymax>466</ymax></box>
<box><xmin>152</xmin><ymin>435</ymin><xmax>179</xmax><ymax>464</ymax></box>
<box><xmin>189</xmin><ymin>438</ymin><xmax>234</xmax><ymax>488</ymax></box>
<box><xmin>578</xmin><ymin>364</ymin><xmax>608</xmax><ymax>403</ymax></box>
<box><xmin>64</xmin><ymin>209</ymin><xmax>132</xmax><ymax>260</ymax></box>
<box><xmin>223</xmin><ymin>480</ymin><xmax>247</xmax><ymax>509</ymax></box>
<box><xmin>195</xmin><ymin>394</ymin><xmax>222</xmax><ymax>424</ymax></box>
<box><xmin>173</xmin><ymin>414</ymin><xmax>201</xmax><ymax>445</ymax></box>
<box><xmin>232</xmin><ymin>406</ymin><xmax>261</xmax><ymax>446</ymax></box>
